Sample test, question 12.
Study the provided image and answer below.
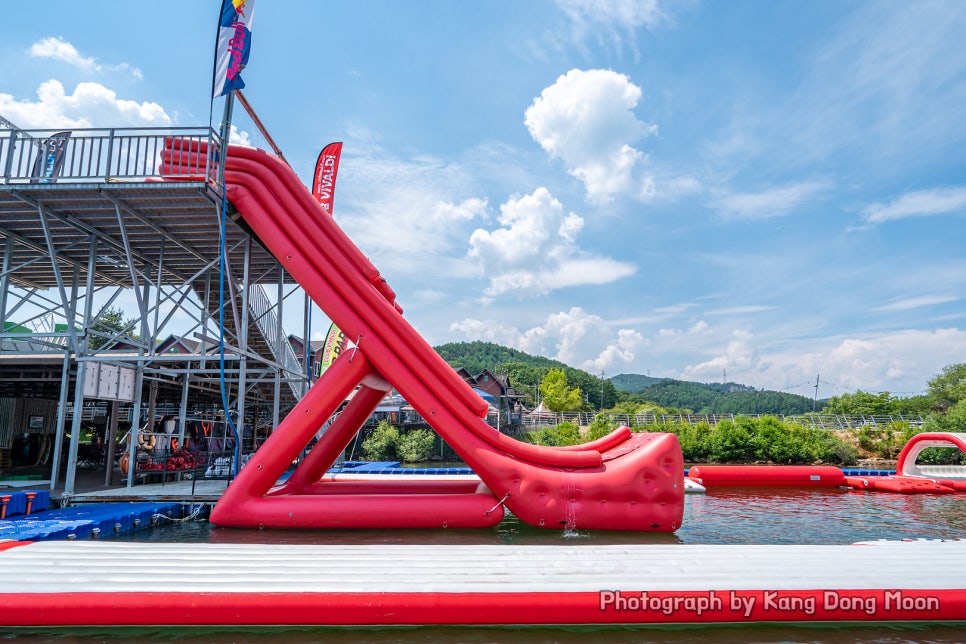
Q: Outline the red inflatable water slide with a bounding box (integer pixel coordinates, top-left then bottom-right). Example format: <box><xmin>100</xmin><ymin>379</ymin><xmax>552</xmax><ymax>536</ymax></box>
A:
<box><xmin>160</xmin><ymin>139</ymin><xmax>684</xmax><ymax>532</ymax></box>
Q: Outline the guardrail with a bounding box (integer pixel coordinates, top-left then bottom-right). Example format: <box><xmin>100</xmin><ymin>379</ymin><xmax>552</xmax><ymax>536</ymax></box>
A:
<box><xmin>517</xmin><ymin>411</ymin><xmax>925</xmax><ymax>430</ymax></box>
<box><xmin>247</xmin><ymin>283</ymin><xmax>304</xmax><ymax>400</ymax></box>
<box><xmin>1</xmin><ymin>126</ymin><xmax>220</xmax><ymax>184</ymax></box>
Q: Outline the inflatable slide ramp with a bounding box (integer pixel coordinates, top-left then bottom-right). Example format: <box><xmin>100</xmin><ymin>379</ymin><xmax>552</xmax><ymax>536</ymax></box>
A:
<box><xmin>161</xmin><ymin>139</ymin><xmax>684</xmax><ymax>531</ymax></box>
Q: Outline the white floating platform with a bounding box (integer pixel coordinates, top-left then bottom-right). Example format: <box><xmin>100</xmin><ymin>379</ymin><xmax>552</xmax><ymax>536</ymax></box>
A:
<box><xmin>1</xmin><ymin>539</ymin><xmax>965</xmax><ymax>626</ymax></box>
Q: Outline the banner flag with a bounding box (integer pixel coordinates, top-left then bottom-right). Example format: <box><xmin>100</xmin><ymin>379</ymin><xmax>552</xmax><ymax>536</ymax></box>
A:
<box><xmin>30</xmin><ymin>131</ymin><xmax>71</xmax><ymax>184</ymax></box>
<box><xmin>213</xmin><ymin>0</ymin><xmax>256</xmax><ymax>98</ymax></box>
<box><xmin>312</xmin><ymin>142</ymin><xmax>343</xmax><ymax>214</ymax></box>
<box><xmin>316</xmin><ymin>323</ymin><xmax>349</xmax><ymax>378</ymax></box>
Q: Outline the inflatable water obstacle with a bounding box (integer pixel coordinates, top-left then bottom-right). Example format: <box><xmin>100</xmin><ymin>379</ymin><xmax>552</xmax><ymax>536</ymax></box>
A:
<box><xmin>687</xmin><ymin>432</ymin><xmax>966</xmax><ymax>495</ymax></box>
<box><xmin>160</xmin><ymin>138</ymin><xmax>686</xmax><ymax>533</ymax></box>
<box><xmin>2</xmin><ymin>539</ymin><xmax>966</xmax><ymax>626</ymax></box>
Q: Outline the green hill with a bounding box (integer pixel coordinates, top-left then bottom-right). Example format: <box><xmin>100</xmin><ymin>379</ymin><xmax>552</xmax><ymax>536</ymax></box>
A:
<box><xmin>434</xmin><ymin>342</ymin><xmax>815</xmax><ymax>414</ymax></box>
<box><xmin>610</xmin><ymin>373</ymin><xmax>663</xmax><ymax>392</ymax></box>
<box><xmin>434</xmin><ymin>341</ymin><xmax>618</xmax><ymax>408</ymax></box>
<box><xmin>613</xmin><ymin>374</ymin><xmax>817</xmax><ymax>415</ymax></box>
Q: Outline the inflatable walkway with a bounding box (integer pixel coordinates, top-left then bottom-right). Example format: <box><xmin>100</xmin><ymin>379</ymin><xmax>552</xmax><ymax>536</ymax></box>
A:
<box><xmin>160</xmin><ymin>139</ymin><xmax>684</xmax><ymax>531</ymax></box>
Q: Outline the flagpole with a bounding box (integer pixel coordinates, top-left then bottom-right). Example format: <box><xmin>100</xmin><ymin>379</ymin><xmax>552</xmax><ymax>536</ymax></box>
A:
<box><xmin>216</xmin><ymin>91</ymin><xmax>242</xmax><ymax>475</ymax></box>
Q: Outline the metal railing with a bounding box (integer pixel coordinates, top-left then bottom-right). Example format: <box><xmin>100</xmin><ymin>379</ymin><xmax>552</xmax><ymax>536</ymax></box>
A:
<box><xmin>517</xmin><ymin>411</ymin><xmax>925</xmax><ymax>430</ymax></box>
<box><xmin>1</xmin><ymin>126</ymin><xmax>220</xmax><ymax>184</ymax></box>
<box><xmin>247</xmin><ymin>283</ymin><xmax>304</xmax><ymax>400</ymax></box>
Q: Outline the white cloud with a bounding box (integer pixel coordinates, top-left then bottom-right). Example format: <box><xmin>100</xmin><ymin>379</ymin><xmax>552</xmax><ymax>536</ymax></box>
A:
<box><xmin>713</xmin><ymin>181</ymin><xmax>829</xmax><ymax>220</ymax></box>
<box><xmin>863</xmin><ymin>187</ymin><xmax>966</xmax><ymax>224</ymax></box>
<box><xmin>0</xmin><ymin>80</ymin><xmax>170</xmax><ymax>129</ymax></box>
<box><xmin>450</xmin><ymin>306</ymin><xmax>644</xmax><ymax>372</ymax></box>
<box><xmin>467</xmin><ymin>187</ymin><xmax>636</xmax><ymax>297</ymax></box>
<box><xmin>229</xmin><ymin>124</ymin><xmax>252</xmax><ymax>146</ymax></box>
<box><xmin>554</xmin><ymin>0</ymin><xmax>665</xmax><ymax>56</ymax></box>
<box><xmin>29</xmin><ymin>37</ymin><xmax>142</xmax><ymax>79</ymax></box>
<box><xmin>672</xmin><ymin>326</ymin><xmax>966</xmax><ymax>396</ymax></box>
<box><xmin>874</xmin><ymin>294</ymin><xmax>958</xmax><ymax>312</ymax></box>
<box><xmin>30</xmin><ymin>37</ymin><xmax>97</xmax><ymax>70</ymax></box>
<box><xmin>524</xmin><ymin>69</ymin><xmax>657</xmax><ymax>203</ymax></box>
<box><xmin>335</xmin><ymin>148</ymin><xmax>487</xmax><ymax>276</ymax></box>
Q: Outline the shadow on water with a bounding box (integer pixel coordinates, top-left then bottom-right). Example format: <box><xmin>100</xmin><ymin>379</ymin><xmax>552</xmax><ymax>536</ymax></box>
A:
<box><xmin>4</xmin><ymin>622</ymin><xmax>966</xmax><ymax>643</ymax></box>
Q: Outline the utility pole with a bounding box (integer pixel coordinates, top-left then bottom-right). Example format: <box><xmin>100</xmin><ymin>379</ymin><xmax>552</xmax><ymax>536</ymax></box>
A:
<box><xmin>813</xmin><ymin>374</ymin><xmax>820</xmax><ymax>411</ymax></box>
<box><xmin>599</xmin><ymin>370</ymin><xmax>606</xmax><ymax>410</ymax></box>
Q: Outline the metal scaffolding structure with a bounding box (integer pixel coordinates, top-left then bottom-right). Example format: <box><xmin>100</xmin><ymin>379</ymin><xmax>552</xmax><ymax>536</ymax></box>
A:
<box><xmin>0</xmin><ymin>123</ymin><xmax>311</xmax><ymax>497</ymax></box>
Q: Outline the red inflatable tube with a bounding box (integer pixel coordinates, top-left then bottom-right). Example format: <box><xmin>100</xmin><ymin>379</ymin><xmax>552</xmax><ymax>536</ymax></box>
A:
<box><xmin>217</xmin><ymin>490</ymin><xmax>505</xmax><ymax>529</ymax></box>
<box><xmin>688</xmin><ymin>465</ymin><xmax>845</xmax><ymax>487</ymax></box>
<box><xmin>163</xmin><ymin>138</ymin><xmax>403</xmax><ymax>311</ymax></box>
<box><xmin>162</xmin><ymin>148</ymin><xmax>489</xmax><ymax>423</ymax></box>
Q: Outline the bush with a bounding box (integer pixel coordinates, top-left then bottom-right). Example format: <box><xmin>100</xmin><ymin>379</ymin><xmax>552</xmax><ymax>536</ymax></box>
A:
<box><xmin>524</xmin><ymin>421</ymin><xmax>581</xmax><ymax>446</ymax></box>
<box><xmin>669</xmin><ymin>421</ymin><xmax>711</xmax><ymax>462</ymax></box>
<box><xmin>361</xmin><ymin>421</ymin><xmax>399</xmax><ymax>460</ymax></box>
<box><xmin>587</xmin><ymin>417</ymin><xmax>619</xmax><ymax>441</ymax></box>
<box><xmin>398</xmin><ymin>429</ymin><xmax>436</xmax><ymax>463</ymax></box>
<box><xmin>705</xmin><ymin>419</ymin><xmax>753</xmax><ymax>463</ymax></box>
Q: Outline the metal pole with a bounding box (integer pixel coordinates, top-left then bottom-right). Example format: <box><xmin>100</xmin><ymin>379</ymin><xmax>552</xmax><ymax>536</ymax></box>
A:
<box><xmin>64</xmin><ymin>239</ymin><xmax>97</xmax><ymax>498</ymax></box>
<box><xmin>237</xmin><ymin>237</ymin><xmax>251</xmax><ymax>454</ymax></box>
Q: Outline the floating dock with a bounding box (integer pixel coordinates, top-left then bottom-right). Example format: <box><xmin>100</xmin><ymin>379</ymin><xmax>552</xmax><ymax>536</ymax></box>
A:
<box><xmin>0</xmin><ymin>502</ymin><xmax>184</xmax><ymax>541</ymax></box>
<box><xmin>0</xmin><ymin>539</ymin><xmax>964</xmax><ymax>626</ymax></box>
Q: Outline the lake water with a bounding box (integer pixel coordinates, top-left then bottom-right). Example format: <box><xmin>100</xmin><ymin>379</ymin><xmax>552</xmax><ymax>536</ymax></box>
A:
<box><xmin>128</xmin><ymin>486</ymin><xmax>966</xmax><ymax>546</ymax></box>
<box><xmin>5</xmin><ymin>488</ymin><xmax>966</xmax><ymax>643</ymax></box>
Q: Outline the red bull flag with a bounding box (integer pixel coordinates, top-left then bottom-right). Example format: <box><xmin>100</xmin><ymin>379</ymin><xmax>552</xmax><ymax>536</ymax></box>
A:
<box><xmin>312</xmin><ymin>142</ymin><xmax>343</xmax><ymax>214</ymax></box>
<box><xmin>316</xmin><ymin>323</ymin><xmax>349</xmax><ymax>378</ymax></box>
<box><xmin>213</xmin><ymin>0</ymin><xmax>256</xmax><ymax>98</ymax></box>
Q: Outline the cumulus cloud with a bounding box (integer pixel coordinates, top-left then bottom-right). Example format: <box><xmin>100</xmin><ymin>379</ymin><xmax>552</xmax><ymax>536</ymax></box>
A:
<box><xmin>524</xmin><ymin>69</ymin><xmax>656</xmax><ymax>203</ymax></box>
<box><xmin>30</xmin><ymin>37</ymin><xmax>142</xmax><ymax>79</ymax></box>
<box><xmin>713</xmin><ymin>181</ymin><xmax>829</xmax><ymax>220</ymax></box>
<box><xmin>863</xmin><ymin>187</ymin><xmax>966</xmax><ymax>224</ymax></box>
<box><xmin>450</xmin><ymin>306</ymin><xmax>645</xmax><ymax>372</ymax></box>
<box><xmin>0</xmin><ymin>79</ymin><xmax>169</xmax><ymax>129</ymax></box>
<box><xmin>671</xmin><ymin>325</ymin><xmax>966</xmax><ymax>395</ymax></box>
<box><xmin>467</xmin><ymin>187</ymin><xmax>636</xmax><ymax>297</ymax></box>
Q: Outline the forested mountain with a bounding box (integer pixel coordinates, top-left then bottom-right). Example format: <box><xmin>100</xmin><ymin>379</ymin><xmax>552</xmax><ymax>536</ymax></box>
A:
<box><xmin>434</xmin><ymin>341</ymin><xmax>564</xmax><ymax>375</ymax></box>
<box><xmin>434</xmin><ymin>342</ymin><xmax>816</xmax><ymax>414</ymax></box>
<box><xmin>610</xmin><ymin>373</ymin><xmax>663</xmax><ymax>392</ymax></box>
<box><xmin>626</xmin><ymin>378</ymin><xmax>818</xmax><ymax>415</ymax></box>
<box><xmin>434</xmin><ymin>341</ymin><xmax>618</xmax><ymax>408</ymax></box>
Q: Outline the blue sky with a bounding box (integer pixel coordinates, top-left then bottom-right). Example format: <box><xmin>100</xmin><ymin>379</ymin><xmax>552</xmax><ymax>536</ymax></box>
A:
<box><xmin>3</xmin><ymin>1</ymin><xmax>966</xmax><ymax>398</ymax></box>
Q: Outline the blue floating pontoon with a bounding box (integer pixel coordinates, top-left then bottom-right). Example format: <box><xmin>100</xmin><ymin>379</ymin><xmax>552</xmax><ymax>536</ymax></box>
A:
<box><xmin>0</xmin><ymin>502</ymin><xmax>183</xmax><ymax>541</ymax></box>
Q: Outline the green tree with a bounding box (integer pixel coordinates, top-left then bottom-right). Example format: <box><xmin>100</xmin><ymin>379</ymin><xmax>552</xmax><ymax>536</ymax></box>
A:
<box><xmin>822</xmin><ymin>391</ymin><xmax>899</xmax><ymax>415</ymax></box>
<box><xmin>88</xmin><ymin>307</ymin><xmax>137</xmax><ymax>350</ymax></box>
<box><xmin>540</xmin><ymin>368</ymin><xmax>584</xmax><ymax>412</ymax></box>
<box><xmin>928</xmin><ymin>363</ymin><xmax>966</xmax><ymax>409</ymax></box>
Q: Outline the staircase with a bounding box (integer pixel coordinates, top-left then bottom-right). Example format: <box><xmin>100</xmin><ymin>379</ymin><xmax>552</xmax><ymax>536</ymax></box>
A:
<box><xmin>192</xmin><ymin>280</ymin><xmax>307</xmax><ymax>414</ymax></box>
